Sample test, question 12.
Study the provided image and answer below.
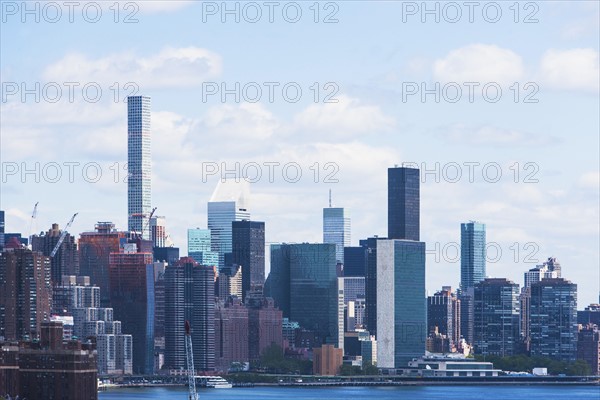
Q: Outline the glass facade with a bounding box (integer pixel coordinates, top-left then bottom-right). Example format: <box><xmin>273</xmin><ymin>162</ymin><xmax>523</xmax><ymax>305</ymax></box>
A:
<box><xmin>343</xmin><ymin>246</ymin><xmax>367</xmax><ymax>277</ymax></box>
<box><xmin>530</xmin><ymin>278</ymin><xmax>578</xmax><ymax>362</ymax></box>
<box><xmin>108</xmin><ymin>252</ymin><xmax>154</xmax><ymax>374</ymax></box>
<box><xmin>232</xmin><ymin>220</ymin><xmax>265</xmax><ymax>300</ymax></box>
<box><xmin>268</xmin><ymin>243</ymin><xmax>339</xmax><ymax>347</ymax></box>
<box><xmin>127</xmin><ymin>96</ymin><xmax>152</xmax><ymax>239</ymax></box>
<box><xmin>207</xmin><ymin>201</ymin><xmax>250</xmax><ymax>268</ymax></box>
<box><xmin>473</xmin><ymin>278</ymin><xmax>520</xmax><ymax>357</ymax></box>
<box><xmin>388</xmin><ymin>167</ymin><xmax>420</xmax><ymax>241</ymax></box>
<box><xmin>323</xmin><ymin>207</ymin><xmax>351</xmax><ymax>263</ymax></box>
<box><xmin>460</xmin><ymin>221</ymin><xmax>486</xmax><ymax>289</ymax></box>
<box><xmin>187</xmin><ymin>228</ymin><xmax>218</xmax><ymax>266</ymax></box>
<box><xmin>376</xmin><ymin>240</ymin><xmax>426</xmax><ymax>368</ymax></box>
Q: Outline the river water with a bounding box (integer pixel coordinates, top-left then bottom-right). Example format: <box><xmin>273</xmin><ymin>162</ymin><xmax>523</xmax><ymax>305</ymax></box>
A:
<box><xmin>99</xmin><ymin>385</ymin><xmax>599</xmax><ymax>399</ymax></box>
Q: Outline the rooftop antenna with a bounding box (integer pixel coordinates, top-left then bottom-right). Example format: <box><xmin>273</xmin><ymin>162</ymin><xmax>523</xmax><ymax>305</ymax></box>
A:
<box><xmin>329</xmin><ymin>189</ymin><xmax>332</xmax><ymax>208</ymax></box>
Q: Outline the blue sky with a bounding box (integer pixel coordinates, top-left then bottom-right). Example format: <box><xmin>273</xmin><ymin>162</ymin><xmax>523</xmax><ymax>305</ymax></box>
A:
<box><xmin>1</xmin><ymin>1</ymin><xmax>599</xmax><ymax>305</ymax></box>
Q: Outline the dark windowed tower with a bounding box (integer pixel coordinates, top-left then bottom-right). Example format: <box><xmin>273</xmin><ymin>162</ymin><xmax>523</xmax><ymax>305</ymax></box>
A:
<box><xmin>388</xmin><ymin>167</ymin><xmax>420</xmax><ymax>241</ymax></box>
<box><xmin>232</xmin><ymin>220</ymin><xmax>265</xmax><ymax>301</ymax></box>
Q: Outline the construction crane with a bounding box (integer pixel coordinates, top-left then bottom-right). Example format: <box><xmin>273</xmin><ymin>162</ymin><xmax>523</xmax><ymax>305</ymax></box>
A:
<box><xmin>131</xmin><ymin>207</ymin><xmax>157</xmax><ymax>240</ymax></box>
<box><xmin>27</xmin><ymin>202</ymin><xmax>39</xmax><ymax>248</ymax></box>
<box><xmin>184</xmin><ymin>320</ymin><xmax>198</xmax><ymax>400</ymax></box>
<box><xmin>49</xmin><ymin>213</ymin><xmax>78</xmax><ymax>258</ymax></box>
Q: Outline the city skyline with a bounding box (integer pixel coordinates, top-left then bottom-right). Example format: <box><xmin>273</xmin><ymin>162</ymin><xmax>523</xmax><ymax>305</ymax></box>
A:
<box><xmin>2</xmin><ymin>3</ymin><xmax>598</xmax><ymax>307</ymax></box>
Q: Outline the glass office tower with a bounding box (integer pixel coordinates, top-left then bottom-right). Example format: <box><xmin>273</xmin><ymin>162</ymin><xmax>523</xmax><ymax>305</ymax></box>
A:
<box><xmin>323</xmin><ymin>207</ymin><xmax>350</xmax><ymax>263</ymax></box>
<box><xmin>207</xmin><ymin>179</ymin><xmax>250</xmax><ymax>268</ymax></box>
<box><xmin>376</xmin><ymin>239</ymin><xmax>426</xmax><ymax>368</ymax></box>
<box><xmin>187</xmin><ymin>228</ymin><xmax>218</xmax><ymax>266</ymax></box>
<box><xmin>460</xmin><ymin>221</ymin><xmax>486</xmax><ymax>289</ymax></box>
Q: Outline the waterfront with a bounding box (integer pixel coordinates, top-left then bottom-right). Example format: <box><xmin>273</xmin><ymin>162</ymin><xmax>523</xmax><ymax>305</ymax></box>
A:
<box><xmin>99</xmin><ymin>385</ymin><xmax>600</xmax><ymax>399</ymax></box>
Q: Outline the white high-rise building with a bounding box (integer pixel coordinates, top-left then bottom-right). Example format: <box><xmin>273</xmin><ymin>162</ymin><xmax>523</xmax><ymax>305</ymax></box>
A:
<box><xmin>150</xmin><ymin>216</ymin><xmax>167</xmax><ymax>247</ymax></box>
<box><xmin>127</xmin><ymin>95</ymin><xmax>152</xmax><ymax>239</ymax></box>
<box><xmin>323</xmin><ymin>202</ymin><xmax>350</xmax><ymax>263</ymax></box>
<box><xmin>207</xmin><ymin>179</ymin><xmax>250</xmax><ymax>268</ymax></box>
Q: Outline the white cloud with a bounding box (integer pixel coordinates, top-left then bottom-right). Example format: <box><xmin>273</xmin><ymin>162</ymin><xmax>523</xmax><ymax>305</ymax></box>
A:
<box><xmin>539</xmin><ymin>48</ymin><xmax>599</xmax><ymax>92</ymax></box>
<box><xmin>42</xmin><ymin>47</ymin><xmax>222</xmax><ymax>88</ymax></box>
<box><xmin>292</xmin><ymin>95</ymin><xmax>395</xmax><ymax>139</ymax></box>
<box><xmin>579</xmin><ymin>171</ymin><xmax>600</xmax><ymax>189</ymax></box>
<box><xmin>136</xmin><ymin>1</ymin><xmax>194</xmax><ymax>13</ymax></box>
<box><xmin>433</xmin><ymin>44</ymin><xmax>524</xmax><ymax>84</ymax></box>
<box><xmin>437</xmin><ymin>124</ymin><xmax>559</xmax><ymax>147</ymax></box>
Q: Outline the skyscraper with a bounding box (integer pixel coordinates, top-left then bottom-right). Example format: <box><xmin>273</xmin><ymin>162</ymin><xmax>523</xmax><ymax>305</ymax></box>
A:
<box><xmin>127</xmin><ymin>95</ymin><xmax>152</xmax><ymax>240</ymax></box>
<box><xmin>323</xmin><ymin>205</ymin><xmax>350</xmax><ymax>263</ymax></box>
<box><xmin>79</xmin><ymin>222</ymin><xmax>127</xmax><ymax>307</ymax></box>
<box><xmin>388</xmin><ymin>166</ymin><xmax>420</xmax><ymax>241</ymax></box>
<box><xmin>473</xmin><ymin>278</ymin><xmax>520</xmax><ymax>357</ymax></box>
<box><xmin>267</xmin><ymin>243</ymin><xmax>340</xmax><ymax>348</ymax></box>
<box><xmin>427</xmin><ymin>286</ymin><xmax>461</xmax><ymax>348</ymax></box>
<box><xmin>232</xmin><ymin>220</ymin><xmax>265</xmax><ymax>300</ymax></box>
<box><xmin>108</xmin><ymin>249</ymin><xmax>155</xmax><ymax>374</ymax></box>
<box><xmin>207</xmin><ymin>179</ymin><xmax>250</xmax><ymax>268</ymax></box>
<box><xmin>187</xmin><ymin>228</ymin><xmax>218</xmax><ymax>266</ymax></box>
<box><xmin>364</xmin><ymin>236</ymin><xmax>386</xmax><ymax>335</ymax></box>
<box><xmin>343</xmin><ymin>246</ymin><xmax>368</xmax><ymax>277</ymax></box>
<box><xmin>460</xmin><ymin>221</ymin><xmax>486</xmax><ymax>289</ymax></box>
<box><xmin>247</xmin><ymin>297</ymin><xmax>283</xmax><ymax>362</ymax></box>
<box><xmin>32</xmin><ymin>223</ymin><xmax>79</xmax><ymax>284</ymax></box>
<box><xmin>520</xmin><ymin>260</ymin><xmax>561</xmax><ymax>345</ymax></box>
<box><xmin>215</xmin><ymin>297</ymin><xmax>249</xmax><ymax>372</ymax></box>
<box><xmin>0</xmin><ymin>210</ymin><xmax>5</xmax><ymax>249</ymax></box>
<box><xmin>163</xmin><ymin>257</ymin><xmax>215</xmax><ymax>372</ymax></box>
<box><xmin>150</xmin><ymin>216</ymin><xmax>167</xmax><ymax>248</ymax></box>
<box><xmin>0</xmin><ymin>239</ymin><xmax>52</xmax><ymax>340</ymax></box>
<box><xmin>530</xmin><ymin>278</ymin><xmax>578</xmax><ymax>362</ymax></box>
<box><xmin>376</xmin><ymin>239</ymin><xmax>426</xmax><ymax>368</ymax></box>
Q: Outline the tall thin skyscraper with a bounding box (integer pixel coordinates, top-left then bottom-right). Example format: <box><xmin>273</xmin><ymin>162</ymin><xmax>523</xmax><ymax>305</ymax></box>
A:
<box><xmin>323</xmin><ymin>202</ymin><xmax>350</xmax><ymax>264</ymax></box>
<box><xmin>127</xmin><ymin>95</ymin><xmax>151</xmax><ymax>240</ymax></box>
<box><xmin>388</xmin><ymin>166</ymin><xmax>420</xmax><ymax>241</ymax></box>
<box><xmin>232</xmin><ymin>220</ymin><xmax>265</xmax><ymax>300</ymax></box>
<box><xmin>207</xmin><ymin>179</ymin><xmax>250</xmax><ymax>268</ymax></box>
<box><xmin>460</xmin><ymin>221</ymin><xmax>486</xmax><ymax>289</ymax></box>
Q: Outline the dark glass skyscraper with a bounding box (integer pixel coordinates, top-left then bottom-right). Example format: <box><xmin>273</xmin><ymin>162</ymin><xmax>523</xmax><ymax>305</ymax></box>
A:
<box><xmin>473</xmin><ymin>278</ymin><xmax>520</xmax><ymax>357</ymax></box>
<box><xmin>530</xmin><ymin>278</ymin><xmax>578</xmax><ymax>362</ymax></box>
<box><xmin>0</xmin><ymin>210</ymin><xmax>5</xmax><ymax>249</ymax></box>
<box><xmin>232</xmin><ymin>220</ymin><xmax>265</xmax><ymax>301</ymax></box>
<box><xmin>427</xmin><ymin>287</ymin><xmax>461</xmax><ymax>347</ymax></box>
<box><xmin>108</xmin><ymin>251</ymin><xmax>155</xmax><ymax>374</ymax></box>
<box><xmin>343</xmin><ymin>246</ymin><xmax>367</xmax><ymax>277</ymax></box>
<box><xmin>460</xmin><ymin>221</ymin><xmax>486</xmax><ymax>289</ymax></box>
<box><xmin>363</xmin><ymin>236</ymin><xmax>386</xmax><ymax>335</ymax></box>
<box><xmin>388</xmin><ymin>167</ymin><xmax>420</xmax><ymax>241</ymax></box>
<box><xmin>164</xmin><ymin>257</ymin><xmax>215</xmax><ymax>371</ymax></box>
<box><xmin>267</xmin><ymin>243</ymin><xmax>339</xmax><ymax>347</ymax></box>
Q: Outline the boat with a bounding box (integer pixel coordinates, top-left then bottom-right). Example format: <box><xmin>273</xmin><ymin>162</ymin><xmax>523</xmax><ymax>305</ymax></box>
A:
<box><xmin>206</xmin><ymin>376</ymin><xmax>233</xmax><ymax>389</ymax></box>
